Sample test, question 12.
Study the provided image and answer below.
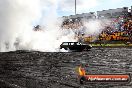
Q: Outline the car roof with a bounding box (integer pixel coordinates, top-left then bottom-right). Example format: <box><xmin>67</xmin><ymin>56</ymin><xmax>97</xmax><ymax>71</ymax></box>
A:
<box><xmin>62</xmin><ymin>42</ymin><xmax>78</xmax><ymax>43</ymax></box>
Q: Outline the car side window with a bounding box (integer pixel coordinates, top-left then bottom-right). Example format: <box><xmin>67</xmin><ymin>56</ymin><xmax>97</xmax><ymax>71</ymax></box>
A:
<box><xmin>77</xmin><ymin>43</ymin><xmax>80</xmax><ymax>45</ymax></box>
<box><xmin>71</xmin><ymin>43</ymin><xmax>74</xmax><ymax>45</ymax></box>
<box><xmin>63</xmin><ymin>43</ymin><xmax>68</xmax><ymax>45</ymax></box>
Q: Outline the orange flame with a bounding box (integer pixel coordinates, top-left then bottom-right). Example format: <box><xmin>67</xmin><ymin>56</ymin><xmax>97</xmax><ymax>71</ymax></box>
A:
<box><xmin>78</xmin><ymin>66</ymin><xmax>86</xmax><ymax>76</ymax></box>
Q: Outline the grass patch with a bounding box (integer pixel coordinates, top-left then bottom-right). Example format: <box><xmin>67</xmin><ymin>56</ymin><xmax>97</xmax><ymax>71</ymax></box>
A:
<box><xmin>91</xmin><ymin>43</ymin><xmax>132</xmax><ymax>47</ymax></box>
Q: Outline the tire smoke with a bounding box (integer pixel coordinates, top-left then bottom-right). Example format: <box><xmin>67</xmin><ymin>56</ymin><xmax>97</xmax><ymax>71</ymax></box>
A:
<box><xmin>0</xmin><ymin>0</ymin><xmax>76</xmax><ymax>52</ymax></box>
<box><xmin>0</xmin><ymin>0</ymin><xmax>110</xmax><ymax>52</ymax></box>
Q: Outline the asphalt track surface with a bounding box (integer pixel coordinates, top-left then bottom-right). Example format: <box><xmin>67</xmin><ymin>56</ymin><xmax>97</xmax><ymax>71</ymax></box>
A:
<box><xmin>0</xmin><ymin>48</ymin><xmax>132</xmax><ymax>88</ymax></box>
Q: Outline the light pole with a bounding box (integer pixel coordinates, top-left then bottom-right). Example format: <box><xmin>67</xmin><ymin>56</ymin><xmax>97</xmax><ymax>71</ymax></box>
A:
<box><xmin>75</xmin><ymin>0</ymin><xmax>76</xmax><ymax>15</ymax></box>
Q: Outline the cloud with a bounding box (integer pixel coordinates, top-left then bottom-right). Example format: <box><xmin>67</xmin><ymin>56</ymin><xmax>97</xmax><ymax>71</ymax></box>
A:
<box><xmin>111</xmin><ymin>0</ymin><xmax>124</xmax><ymax>3</ymax></box>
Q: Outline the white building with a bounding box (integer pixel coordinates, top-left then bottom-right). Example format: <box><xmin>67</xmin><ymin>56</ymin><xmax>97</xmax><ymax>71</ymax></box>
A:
<box><xmin>63</xmin><ymin>12</ymin><xmax>96</xmax><ymax>20</ymax></box>
<box><xmin>62</xmin><ymin>6</ymin><xmax>132</xmax><ymax>20</ymax></box>
<box><xmin>97</xmin><ymin>7</ymin><xmax>129</xmax><ymax>19</ymax></box>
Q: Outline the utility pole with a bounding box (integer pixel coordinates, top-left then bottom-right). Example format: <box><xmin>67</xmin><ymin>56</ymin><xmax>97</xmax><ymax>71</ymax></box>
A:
<box><xmin>75</xmin><ymin>0</ymin><xmax>76</xmax><ymax>15</ymax></box>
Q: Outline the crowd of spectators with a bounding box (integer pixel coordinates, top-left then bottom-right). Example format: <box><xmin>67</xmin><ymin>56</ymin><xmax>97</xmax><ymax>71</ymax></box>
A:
<box><xmin>33</xmin><ymin>15</ymin><xmax>132</xmax><ymax>42</ymax></box>
<box><xmin>61</xmin><ymin>18</ymin><xmax>84</xmax><ymax>30</ymax></box>
<box><xmin>61</xmin><ymin>15</ymin><xmax>132</xmax><ymax>42</ymax></box>
<box><xmin>103</xmin><ymin>16</ymin><xmax>132</xmax><ymax>35</ymax></box>
<box><xmin>61</xmin><ymin>16</ymin><xmax>132</xmax><ymax>36</ymax></box>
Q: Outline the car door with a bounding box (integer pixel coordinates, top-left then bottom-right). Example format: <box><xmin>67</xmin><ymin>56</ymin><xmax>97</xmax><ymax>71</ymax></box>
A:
<box><xmin>76</xmin><ymin>42</ymin><xmax>82</xmax><ymax>50</ymax></box>
<box><xmin>69</xmin><ymin>42</ymin><xmax>75</xmax><ymax>50</ymax></box>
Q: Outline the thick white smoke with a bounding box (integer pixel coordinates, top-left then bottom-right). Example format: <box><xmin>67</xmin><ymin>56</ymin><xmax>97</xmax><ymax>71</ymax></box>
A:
<box><xmin>0</xmin><ymin>0</ymin><xmax>42</xmax><ymax>52</ymax></box>
<box><xmin>83</xmin><ymin>19</ymin><xmax>111</xmax><ymax>36</ymax></box>
<box><xmin>0</xmin><ymin>0</ymin><xmax>76</xmax><ymax>52</ymax></box>
<box><xmin>0</xmin><ymin>0</ymin><xmax>111</xmax><ymax>52</ymax></box>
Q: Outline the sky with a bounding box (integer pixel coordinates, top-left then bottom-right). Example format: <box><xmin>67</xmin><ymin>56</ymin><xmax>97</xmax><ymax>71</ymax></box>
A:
<box><xmin>56</xmin><ymin>0</ymin><xmax>132</xmax><ymax>17</ymax></box>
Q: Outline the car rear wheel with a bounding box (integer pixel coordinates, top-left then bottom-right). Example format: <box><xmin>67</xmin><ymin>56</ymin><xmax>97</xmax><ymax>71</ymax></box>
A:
<box><xmin>84</xmin><ymin>47</ymin><xmax>88</xmax><ymax>51</ymax></box>
<box><xmin>64</xmin><ymin>47</ymin><xmax>69</xmax><ymax>50</ymax></box>
<box><xmin>86</xmin><ymin>46</ymin><xmax>91</xmax><ymax>51</ymax></box>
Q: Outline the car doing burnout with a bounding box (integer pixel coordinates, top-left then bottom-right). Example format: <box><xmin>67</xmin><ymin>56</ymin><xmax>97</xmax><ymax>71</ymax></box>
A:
<box><xmin>60</xmin><ymin>42</ymin><xmax>92</xmax><ymax>51</ymax></box>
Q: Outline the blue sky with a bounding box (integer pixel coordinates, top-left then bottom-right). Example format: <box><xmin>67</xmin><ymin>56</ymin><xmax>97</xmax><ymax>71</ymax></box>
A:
<box><xmin>57</xmin><ymin>0</ymin><xmax>132</xmax><ymax>17</ymax></box>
